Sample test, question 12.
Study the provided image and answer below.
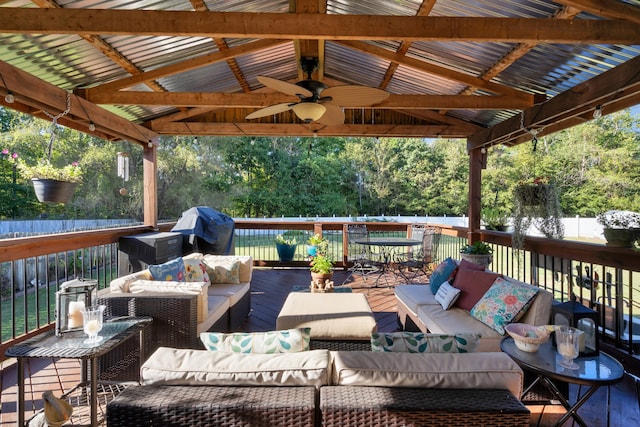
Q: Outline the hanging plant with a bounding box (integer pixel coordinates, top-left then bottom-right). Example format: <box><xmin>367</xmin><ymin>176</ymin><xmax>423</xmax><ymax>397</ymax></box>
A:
<box><xmin>512</xmin><ymin>176</ymin><xmax>564</xmax><ymax>250</ymax></box>
<box><xmin>16</xmin><ymin>92</ymin><xmax>83</xmax><ymax>203</ymax></box>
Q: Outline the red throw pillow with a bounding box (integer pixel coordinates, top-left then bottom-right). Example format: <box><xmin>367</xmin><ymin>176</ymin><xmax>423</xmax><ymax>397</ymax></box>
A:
<box><xmin>453</xmin><ymin>269</ymin><xmax>501</xmax><ymax>311</ymax></box>
<box><xmin>458</xmin><ymin>259</ymin><xmax>486</xmax><ymax>271</ymax></box>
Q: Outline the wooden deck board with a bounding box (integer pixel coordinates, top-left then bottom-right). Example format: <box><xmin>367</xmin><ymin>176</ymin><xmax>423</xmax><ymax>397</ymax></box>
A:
<box><xmin>1</xmin><ymin>267</ymin><xmax>639</xmax><ymax>426</ymax></box>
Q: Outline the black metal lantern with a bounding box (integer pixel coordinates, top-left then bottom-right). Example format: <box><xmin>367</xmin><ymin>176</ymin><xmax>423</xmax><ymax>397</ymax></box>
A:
<box><xmin>55</xmin><ymin>279</ymin><xmax>98</xmax><ymax>336</ymax></box>
<box><xmin>552</xmin><ymin>300</ymin><xmax>599</xmax><ymax>356</ymax></box>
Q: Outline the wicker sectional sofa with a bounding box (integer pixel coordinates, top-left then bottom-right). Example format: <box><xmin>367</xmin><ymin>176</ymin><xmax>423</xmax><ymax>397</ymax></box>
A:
<box><xmin>99</xmin><ymin>253</ymin><xmax>252</xmax><ymax>350</ymax></box>
<box><xmin>395</xmin><ymin>261</ymin><xmax>553</xmax><ymax>352</ymax></box>
<box><xmin>107</xmin><ymin>346</ymin><xmax>530</xmax><ymax>427</ymax></box>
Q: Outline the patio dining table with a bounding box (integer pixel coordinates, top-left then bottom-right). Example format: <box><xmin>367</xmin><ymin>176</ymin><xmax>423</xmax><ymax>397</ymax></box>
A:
<box><xmin>354</xmin><ymin>237</ymin><xmax>422</xmax><ymax>286</ymax></box>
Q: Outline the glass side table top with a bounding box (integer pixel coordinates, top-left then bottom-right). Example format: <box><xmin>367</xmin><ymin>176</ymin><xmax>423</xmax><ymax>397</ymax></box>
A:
<box><xmin>501</xmin><ymin>337</ymin><xmax>624</xmax><ymax>386</ymax></box>
<box><xmin>5</xmin><ymin>316</ymin><xmax>152</xmax><ymax>359</ymax></box>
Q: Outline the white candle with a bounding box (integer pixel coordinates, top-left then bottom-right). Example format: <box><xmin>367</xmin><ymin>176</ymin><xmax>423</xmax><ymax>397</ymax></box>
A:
<box><xmin>558</xmin><ymin>342</ymin><xmax>578</xmax><ymax>359</ymax></box>
<box><xmin>68</xmin><ymin>301</ymin><xmax>85</xmax><ymax>328</ymax></box>
<box><xmin>85</xmin><ymin>319</ymin><xmax>99</xmax><ymax>334</ymax></box>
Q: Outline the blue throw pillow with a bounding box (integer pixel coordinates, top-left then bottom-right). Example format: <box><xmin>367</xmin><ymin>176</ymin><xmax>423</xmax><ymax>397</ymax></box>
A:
<box><xmin>429</xmin><ymin>257</ymin><xmax>458</xmax><ymax>294</ymax></box>
<box><xmin>148</xmin><ymin>257</ymin><xmax>186</xmax><ymax>282</ymax></box>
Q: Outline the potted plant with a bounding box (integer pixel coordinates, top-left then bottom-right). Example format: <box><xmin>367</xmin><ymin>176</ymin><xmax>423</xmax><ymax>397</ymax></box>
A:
<box><xmin>596</xmin><ymin>210</ymin><xmax>640</xmax><ymax>248</ymax></box>
<box><xmin>460</xmin><ymin>241</ymin><xmax>493</xmax><ymax>268</ymax></box>
<box><xmin>512</xmin><ymin>176</ymin><xmax>564</xmax><ymax>250</ymax></box>
<box><xmin>306</xmin><ymin>233</ymin><xmax>325</xmax><ymax>257</ymax></box>
<box><xmin>18</xmin><ymin>160</ymin><xmax>83</xmax><ymax>204</ymax></box>
<box><xmin>275</xmin><ymin>234</ymin><xmax>297</xmax><ymax>262</ymax></box>
<box><xmin>309</xmin><ymin>253</ymin><xmax>334</xmax><ymax>282</ymax></box>
<box><xmin>481</xmin><ymin>207</ymin><xmax>510</xmax><ymax>231</ymax></box>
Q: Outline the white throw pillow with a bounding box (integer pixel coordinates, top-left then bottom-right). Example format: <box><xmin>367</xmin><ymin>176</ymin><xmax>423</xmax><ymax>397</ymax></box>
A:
<box><xmin>434</xmin><ymin>281</ymin><xmax>461</xmax><ymax>310</ymax></box>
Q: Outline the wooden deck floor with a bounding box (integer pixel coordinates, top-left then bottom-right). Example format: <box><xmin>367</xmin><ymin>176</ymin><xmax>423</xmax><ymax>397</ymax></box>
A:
<box><xmin>1</xmin><ymin>267</ymin><xmax>639</xmax><ymax>426</ymax></box>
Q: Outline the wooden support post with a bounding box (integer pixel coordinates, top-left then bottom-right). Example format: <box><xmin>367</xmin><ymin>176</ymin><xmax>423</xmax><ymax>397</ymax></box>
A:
<box><xmin>143</xmin><ymin>140</ymin><xmax>158</xmax><ymax>228</ymax></box>
<box><xmin>468</xmin><ymin>145</ymin><xmax>483</xmax><ymax>244</ymax></box>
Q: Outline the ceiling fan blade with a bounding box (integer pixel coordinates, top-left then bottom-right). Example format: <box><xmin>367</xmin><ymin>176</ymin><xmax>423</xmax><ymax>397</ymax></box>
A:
<box><xmin>257</xmin><ymin>76</ymin><xmax>313</xmax><ymax>98</ymax></box>
<box><xmin>322</xmin><ymin>85</ymin><xmax>390</xmax><ymax>107</ymax></box>
<box><xmin>245</xmin><ymin>103</ymin><xmax>295</xmax><ymax>120</ymax></box>
<box><xmin>317</xmin><ymin>103</ymin><xmax>345</xmax><ymax>126</ymax></box>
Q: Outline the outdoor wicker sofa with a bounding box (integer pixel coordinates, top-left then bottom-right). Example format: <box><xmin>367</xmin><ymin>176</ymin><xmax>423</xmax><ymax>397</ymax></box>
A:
<box><xmin>106</xmin><ymin>345</ymin><xmax>530</xmax><ymax>427</ymax></box>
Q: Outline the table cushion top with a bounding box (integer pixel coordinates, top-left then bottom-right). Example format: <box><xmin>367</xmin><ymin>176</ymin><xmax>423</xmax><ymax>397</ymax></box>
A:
<box><xmin>276</xmin><ymin>293</ymin><xmax>377</xmax><ymax>341</ymax></box>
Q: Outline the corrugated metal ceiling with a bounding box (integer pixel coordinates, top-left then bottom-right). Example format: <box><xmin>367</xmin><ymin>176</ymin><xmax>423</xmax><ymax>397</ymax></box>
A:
<box><xmin>0</xmin><ymin>0</ymin><xmax>638</xmax><ymax>136</ymax></box>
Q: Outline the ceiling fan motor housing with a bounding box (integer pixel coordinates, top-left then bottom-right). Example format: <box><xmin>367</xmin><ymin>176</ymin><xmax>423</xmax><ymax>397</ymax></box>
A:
<box><xmin>296</xmin><ymin>80</ymin><xmax>328</xmax><ymax>100</ymax></box>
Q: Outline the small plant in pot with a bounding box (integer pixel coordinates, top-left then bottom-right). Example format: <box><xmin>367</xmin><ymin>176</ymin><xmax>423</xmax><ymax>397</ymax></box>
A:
<box><xmin>310</xmin><ymin>254</ymin><xmax>334</xmax><ymax>282</ymax></box>
<box><xmin>306</xmin><ymin>233</ymin><xmax>326</xmax><ymax>257</ymax></box>
<box><xmin>460</xmin><ymin>241</ymin><xmax>493</xmax><ymax>268</ymax></box>
<box><xmin>482</xmin><ymin>207</ymin><xmax>510</xmax><ymax>231</ymax></box>
<box><xmin>596</xmin><ymin>210</ymin><xmax>640</xmax><ymax>248</ymax></box>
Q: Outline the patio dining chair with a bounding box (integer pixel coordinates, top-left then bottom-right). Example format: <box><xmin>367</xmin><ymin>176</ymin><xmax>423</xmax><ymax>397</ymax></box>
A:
<box><xmin>341</xmin><ymin>224</ymin><xmax>384</xmax><ymax>285</ymax></box>
<box><xmin>394</xmin><ymin>225</ymin><xmax>441</xmax><ymax>282</ymax></box>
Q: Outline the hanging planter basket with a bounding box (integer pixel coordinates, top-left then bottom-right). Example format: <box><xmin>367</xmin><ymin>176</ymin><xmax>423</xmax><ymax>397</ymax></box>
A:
<box><xmin>32</xmin><ymin>178</ymin><xmax>76</xmax><ymax>204</ymax></box>
<box><xmin>514</xmin><ymin>184</ymin><xmax>552</xmax><ymax>207</ymax></box>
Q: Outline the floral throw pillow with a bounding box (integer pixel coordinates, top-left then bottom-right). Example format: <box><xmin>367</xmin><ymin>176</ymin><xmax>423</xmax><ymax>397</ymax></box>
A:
<box><xmin>470</xmin><ymin>277</ymin><xmax>539</xmax><ymax>335</ymax></box>
<box><xmin>203</xmin><ymin>259</ymin><xmax>241</xmax><ymax>284</ymax></box>
<box><xmin>200</xmin><ymin>328</ymin><xmax>311</xmax><ymax>353</ymax></box>
<box><xmin>371</xmin><ymin>331</ymin><xmax>480</xmax><ymax>353</ymax></box>
<box><xmin>148</xmin><ymin>257</ymin><xmax>186</xmax><ymax>282</ymax></box>
<box><xmin>183</xmin><ymin>258</ymin><xmax>210</xmax><ymax>284</ymax></box>
<box><xmin>429</xmin><ymin>257</ymin><xmax>458</xmax><ymax>294</ymax></box>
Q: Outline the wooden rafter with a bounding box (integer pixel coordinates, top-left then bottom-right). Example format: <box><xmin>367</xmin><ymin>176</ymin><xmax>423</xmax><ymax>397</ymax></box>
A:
<box><xmin>29</xmin><ymin>0</ymin><xmax>166</xmax><ymax>94</ymax></box>
<box><xmin>554</xmin><ymin>0</ymin><xmax>640</xmax><ymax>23</ymax></box>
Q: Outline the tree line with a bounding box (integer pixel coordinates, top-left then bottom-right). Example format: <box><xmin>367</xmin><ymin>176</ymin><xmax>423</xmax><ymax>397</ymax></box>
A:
<box><xmin>1</xmin><ymin>107</ymin><xmax>638</xmax><ymax>221</ymax></box>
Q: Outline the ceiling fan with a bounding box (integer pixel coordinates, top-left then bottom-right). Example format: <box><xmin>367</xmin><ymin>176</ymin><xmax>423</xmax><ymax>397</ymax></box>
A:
<box><xmin>245</xmin><ymin>57</ymin><xmax>390</xmax><ymax>126</ymax></box>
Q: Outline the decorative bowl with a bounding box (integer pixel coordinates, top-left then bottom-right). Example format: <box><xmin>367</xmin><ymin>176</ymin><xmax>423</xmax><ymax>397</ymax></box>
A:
<box><xmin>505</xmin><ymin>323</ymin><xmax>550</xmax><ymax>352</ymax></box>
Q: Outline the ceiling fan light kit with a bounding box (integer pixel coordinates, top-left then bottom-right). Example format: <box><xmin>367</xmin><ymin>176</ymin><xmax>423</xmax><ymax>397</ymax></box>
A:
<box><xmin>292</xmin><ymin>102</ymin><xmax>326</xmax><ymax>123</ymax></box>
<box><xmin>245</xmin><ymin>57</ymin><xmax>389</xmax><ymax>126</ymax></box>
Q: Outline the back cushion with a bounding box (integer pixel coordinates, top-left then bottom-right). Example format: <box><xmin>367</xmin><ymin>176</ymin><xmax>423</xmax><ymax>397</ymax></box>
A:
<box><xmin>452</xmin><ymin>269</ymin><xmax>501</xmax><ymax>311</ymax></box>
<box><xmin>141</xmin><ymin>347</ymin><xmax>331</xmax><ymax>388</ymax></box>
<box><xmin>331</xmin><ymin>351</ymin><xmax>524</xmax><ymax>398</ymax></box>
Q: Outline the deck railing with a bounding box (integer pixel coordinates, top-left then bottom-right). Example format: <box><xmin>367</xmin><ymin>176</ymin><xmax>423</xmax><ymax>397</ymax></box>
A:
<box><xmin>1</xmin><ymin>220</ymin><xmax>639</xmax><ymax>374</ymax></box>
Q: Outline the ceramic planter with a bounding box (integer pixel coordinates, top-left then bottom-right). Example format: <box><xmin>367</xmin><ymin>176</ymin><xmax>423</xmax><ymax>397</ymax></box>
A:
<box><xmin>460</xmin><ymin>253</ymin><xmax>493</xmax><ymax>268</ymax></box>
<box><xmin>603</xmin><ymin>228</ymin><xmax>638</xmax><ymax>248</ymax></box>
<box><xmin>276</xmin><ymin>243</ymin><xmax>296</xmax><ymax>261</ymax></box>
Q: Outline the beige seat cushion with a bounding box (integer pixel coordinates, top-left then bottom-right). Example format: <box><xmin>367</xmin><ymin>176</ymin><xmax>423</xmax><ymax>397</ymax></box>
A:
<box><xmin>141</xmin><ymin>347</ymin><xmax>331</xmax><ymax>388</ymax></box>
<box><xmin>276</xmin><ymin>293</ymin><xmax>377</xmax><ymax>340</ymax></box>
<box><xmin>417</xmin><ymin>304</ymin><xmax>502</xmax><ymax>352</ymax></box>
<box><xmin>331</xmin><ymin>351</ymin><xmax>524</xmax><ymax>398</ymax></box>
<box><xmin>198</xmin><ymin>296</ymin><xmax>230</xmax><ymax>334</ymax></box>
<box><xmin>395</xmin><ymin>284</ymin><xmax>439</xmax><ymax>315</ymax></box>
<box><xmin>207</xmin><ymin>282</ymin><xmax>250</xmax><ymax>306</ymax></box>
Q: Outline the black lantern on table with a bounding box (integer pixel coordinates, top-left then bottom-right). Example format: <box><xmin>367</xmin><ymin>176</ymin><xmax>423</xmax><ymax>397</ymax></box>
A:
<box><xmin>55</xmin><ymin>279</ymin><xmax>98</xmax><ymax>336</ymax></box>
<box><xmin>552</xmin><ymin>300</ymin><xmax>599</xmax><ymax>356</ymax></box>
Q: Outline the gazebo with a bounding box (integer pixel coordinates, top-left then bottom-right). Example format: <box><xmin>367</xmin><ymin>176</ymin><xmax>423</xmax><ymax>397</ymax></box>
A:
<box><xmin>0</xmin><ymin>0</ymin><xmax>639</xmax><ymax>231</ymax></box>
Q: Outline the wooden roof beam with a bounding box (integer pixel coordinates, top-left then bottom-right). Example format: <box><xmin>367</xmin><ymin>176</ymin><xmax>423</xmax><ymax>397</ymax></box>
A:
<box><xmin>0</xmin><ymin>61</ymin><xmax>157</xmax><ymax>145</ymax></box>
<box><xmin>1</xmin><ymin>10</ymin><xmax>638</xmax><ymax>44</ymax></box>
<box><xmin>87</xmin><ymin>91</ymin><xmax>534</xmax><ymax>110</ymax></box>
<box><xmin>554</xmin><ymin>0</ymin><xmax>640</xmax><ymax>24</ymax></box>
<box><xmin>152</xmin><ymin>122</ymin><xmax>471</xmax><ymax>138</ymax></box>
<box><xmin>468</xmin><ymin>55</ymin><xmax>640</xmax><ymax>148</ymax></box>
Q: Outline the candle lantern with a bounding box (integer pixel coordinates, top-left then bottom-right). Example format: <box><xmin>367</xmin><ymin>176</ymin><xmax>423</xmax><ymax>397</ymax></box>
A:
<box><xmin>552</xmin><ymin>300</ymin><xmax>599</xmax><ymax>356</ymax></box>
<box><xmin>55</xmin><ymin>279</ymin><xmax>98</xmax><ymax>336</ymax></box>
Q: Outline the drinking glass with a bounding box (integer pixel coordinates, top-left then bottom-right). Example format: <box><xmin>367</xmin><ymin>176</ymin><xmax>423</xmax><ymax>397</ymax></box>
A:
<box><xmin>81</xmin><ymin>305</ymin><xmax>105</xmax><ymax>344</ymax></box>
<box><xmin>556</xmin><ymin>326</ymin><xmax>583</xmax><ymax>370</ymax></box>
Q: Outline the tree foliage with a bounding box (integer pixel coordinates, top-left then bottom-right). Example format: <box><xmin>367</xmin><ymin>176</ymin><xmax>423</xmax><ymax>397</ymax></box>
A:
<box><xmin>1</xmin><ymin>106</ymin><xmax>638</xmax><ymax>221</ymax></box>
